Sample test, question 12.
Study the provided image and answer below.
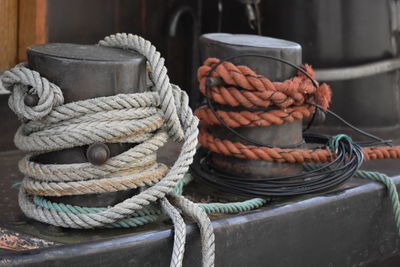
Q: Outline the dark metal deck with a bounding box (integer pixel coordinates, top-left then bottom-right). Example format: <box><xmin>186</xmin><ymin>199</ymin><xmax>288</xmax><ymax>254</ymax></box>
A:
<box><xmin>1</xmin><ymin>149</ymin><xmax>400</xmax><ymax>266</ymax></box>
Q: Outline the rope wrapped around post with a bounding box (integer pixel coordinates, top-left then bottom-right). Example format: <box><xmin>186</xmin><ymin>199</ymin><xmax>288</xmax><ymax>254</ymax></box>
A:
<box><xmin>193</xmin><ymin>56</ymin><xmax>400</xmax><ymax>236</ymax></box>
<box><xmin>2</xmin><ymin>33</ymin><xmax>211</xmax><ymax>267</ymax></box>
<box><xmin>195</xmin><ymin>58</ymin><xmax>400</xmax><ymax>163</ymax></box>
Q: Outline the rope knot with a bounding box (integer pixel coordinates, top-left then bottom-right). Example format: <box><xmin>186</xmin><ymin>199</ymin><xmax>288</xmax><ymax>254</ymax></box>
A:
<box><xmin>2</xmin><ymin>64</ymin><xmax>64</xmax><ymax>121</ymax></box>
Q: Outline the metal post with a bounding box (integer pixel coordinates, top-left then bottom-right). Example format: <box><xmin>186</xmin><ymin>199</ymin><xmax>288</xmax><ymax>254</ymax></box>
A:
<box><xmin>199</xmin><ymin>33</ymin><xmax>303</xmax><ymax>177</ymax></box>
<box><xmin>26</xmin><ymin>43</ymin><xmax>147</xmax><ymax>207</ymax></box>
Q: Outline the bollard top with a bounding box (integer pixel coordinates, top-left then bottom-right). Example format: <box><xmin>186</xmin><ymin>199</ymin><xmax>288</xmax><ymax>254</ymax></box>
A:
<box><xmin>26</xmin><ymin>43</ymin><xmax>148</xmax><ymax>103</ymax></box>
<box><xmin>201</xmin><ymin>33</ymin><xmax>301</xmax><ymax>50</ymax></box>
<box><xmin>28</xmin><ymin>43</ymin><xmax>143</xmax><ymax>62</ymax></box>
<box><xmin>200</xmin><ymin>33</ymin><xmax>302</xmax><ymax>81</ymax></box>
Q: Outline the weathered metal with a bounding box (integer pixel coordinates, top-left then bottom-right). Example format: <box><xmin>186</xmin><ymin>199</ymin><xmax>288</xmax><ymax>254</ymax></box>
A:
<box><xmin>86</xmin><ymin>143</ymin><xmax>111</xmax><ymax>166</ymax></box>
<box><xmin>199</xmin><ymin>33</ymin><xmax>303</xmax><ymax>177</ymax></box>
<box><xmin>23</xmin><ymin>94</ymin><xmax>39</xmax><ymax>107</ymax></box>
<box><xmin>26</xmin><ymin>43</ymin><xmax>147</xmax><ymax>207</ymax></box>
<box><xmin>0</xmin><ymin>228</ymin><xmax>57</xmax><ymax>252</ymax></box>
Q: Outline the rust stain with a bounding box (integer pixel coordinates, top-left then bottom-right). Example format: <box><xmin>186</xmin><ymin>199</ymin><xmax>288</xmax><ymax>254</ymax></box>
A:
<box><xmin>0</xmin><ymin>227</ymin><xmax>56</xmax><ymax>251</ymax></box>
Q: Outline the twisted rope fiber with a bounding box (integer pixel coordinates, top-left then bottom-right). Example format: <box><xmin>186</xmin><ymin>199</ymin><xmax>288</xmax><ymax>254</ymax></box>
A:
<box><xmin>198</xmin><ymin>58</ymin><xmax>331</xmax><ymax>109</ymax></box>
<box><xmin>172</xmin><ymin>195</ymin><xmax>215</xmax><ymax>267</ymax></box>
<box><xmin>31</xmin><ymin>173</ymin><xmax>266</xmax><ymax>226</ymax></box>
<box><xmin>161</xmin><ymin>198</ymin><xmax>186</xmax><ymax>267</ymax></box>
<box><xmin>196</xmin><ymin>58</ymin><xmax>400</xmax><ymax>163</ymax></box>
<box><xmin>3</xmin><ymin>33</ymin><xmax>221</xmax><ymax>267</ymax></box>
<box><xmin>199</xmin><ymin>129</ymin><xmax>400</xmax><ymax>163</ymax></box>
<box><xmin>195</xmin><ymin>104</ymin><xmax>314</xmax><ymax>128</ymax></box>
<box><xmin>355</xmin><ymin>170</ymin><xmax>400</xmax><ymax>232</ymax></box>
<box><xmin>193</xmin><ymin>58</ymin><xmax>400</xmax><ymax>202</ymax></box>
<box><xmin>195</xmin><ymin>57</ymin><xmax>400</xmax><ymax>235</ymax></box>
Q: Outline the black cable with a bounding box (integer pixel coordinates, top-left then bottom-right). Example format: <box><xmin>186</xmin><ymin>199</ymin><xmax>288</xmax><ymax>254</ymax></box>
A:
<box><xmin>204</xmin><ymin>54</ymin><xmax>391</xmax><ymax>147</ymax></box>
<box><xmin>191</xmin><ymin>133</ymin><xmax>364</xmax><ymax>198</ymax></box>
<box><xmin>309</xmin><ymin>103</ymin><xmax>392</xmax><ymax>146</ymax></box>
<box><xmin>194</xmin><ymin>54</ymin><xmax>387</xmax><ymax>198</ymax></box>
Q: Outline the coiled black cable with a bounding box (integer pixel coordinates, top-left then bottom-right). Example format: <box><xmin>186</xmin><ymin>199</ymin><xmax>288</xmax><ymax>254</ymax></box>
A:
<box><xmin>191</xmin><ymin>54</ymin><xmax>389</xmax><ymax>198</ymax></box>
<box><xmin>191</xmin><ymin>134</ymin><xmax>364</xmax><ymax>198</ymax></box>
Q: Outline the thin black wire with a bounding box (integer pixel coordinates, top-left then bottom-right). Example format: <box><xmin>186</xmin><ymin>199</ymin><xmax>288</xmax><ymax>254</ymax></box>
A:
<box><xmin>204</xmin><ymin>54</ymin><xmax>392</xmax><ymax>147</ymax></box>
<box><xmin>191</xmin><ymin>133</ymin><xmax>364</xmax><ymax>198</ymax></box>
<box><xmin>195</xmin><ymin>54</ymin><xmax>388</xmax><ymax>197</ymax></box>
<box><xmin>309</xmin><ymin>103</ymin><xmax>392</xmax><ymax>146</ymax></box>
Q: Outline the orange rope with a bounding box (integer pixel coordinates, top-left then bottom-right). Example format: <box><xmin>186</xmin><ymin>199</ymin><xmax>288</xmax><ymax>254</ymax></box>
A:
<box><xmin>199</xmin><ymin>129</ymin><xmax>400</xmax><ymax>163</ymax></box>
<box><xmin>195</xmin><ymin>58</ymin><xmax>400</xmax><ymax>163</ymax></box>
<box><xmin>199</xmin><ymin>129</ymin><xmax>333</xmax><ymax>163</ymax></box>
<box><xmin>197</xmin><ymin>58</ymin><xmax>331</xmax><ymax>110</ymax></box>
<box><xmin>195</xmin><ymin>105</ymin><xmax>313</xmax><ymax>128</ymax></box>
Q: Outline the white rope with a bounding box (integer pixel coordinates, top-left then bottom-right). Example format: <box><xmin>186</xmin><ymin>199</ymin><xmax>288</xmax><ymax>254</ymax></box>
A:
<box><xmin>3</xmin><ymin>33</ymin><xmax>214</xmax><ymax>267</ymax></box>
<box><xmin>173</xmin><ymin>195</ymin><xmax>215</xmax><ymax>267</ymax></box>
<box><xmin>2</xmin><ymin>63</ymin><xmax>64</xmax><ymax>121</ymax></box>
<box><xmin>161</xmin><ymin>198</ymin><xmax>186</xmax><ymax>267</ymax></box>
<box><xmin>99</xmin><ymin>33</ymin><xmax>184</xmax><ymax>141</ymax></box>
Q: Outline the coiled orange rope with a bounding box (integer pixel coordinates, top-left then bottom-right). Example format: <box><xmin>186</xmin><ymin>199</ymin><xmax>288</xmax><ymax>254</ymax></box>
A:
<box><xmin>195</xmin><ymin>58</ymin><xmax>400</xmax><ymax>163</ymax></box>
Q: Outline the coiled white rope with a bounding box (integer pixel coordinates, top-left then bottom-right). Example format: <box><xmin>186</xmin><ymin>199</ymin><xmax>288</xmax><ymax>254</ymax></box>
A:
<box><xmin>2</xmin><ymin>33</ymin><xmax>215</xmax><ymax>267</ymax></box>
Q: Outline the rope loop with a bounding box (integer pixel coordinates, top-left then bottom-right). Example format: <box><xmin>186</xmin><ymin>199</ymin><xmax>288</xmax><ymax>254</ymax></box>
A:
<box><xmin>5</xmin><ymin>33</ymin><xmax>214</xmax><ymax>267</ymax></box>
<box><xmin>2</xmin><ymin>63</ymin><xmax>64</xmax><ymax>121</ymax></box>
<box><xmin>99</xmin><ymin>33</ymin><xmax>185</xmax><ymax>141</ymax></box>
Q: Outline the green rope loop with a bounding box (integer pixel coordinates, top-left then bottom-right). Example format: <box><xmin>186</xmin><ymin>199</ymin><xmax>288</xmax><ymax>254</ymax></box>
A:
<box><xmin>328</xmin><ymin>134</ymin><xmax>352</xmax><ymax>151</ymax></box>
<box><xmin>30</xmin><ymin>164</ymin><xmax>400</xmax><ymax>234</ymax></box>
<box><xmin>32</xmin><ymin>173</ymin><xmax>266</xmax><ymax>228</ymax></box>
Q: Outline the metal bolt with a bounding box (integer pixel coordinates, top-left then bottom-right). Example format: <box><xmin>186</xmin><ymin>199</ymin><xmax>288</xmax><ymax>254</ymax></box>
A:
<box><xmin>24</xmin><ymin>94</ymin><xmax>39</xmax><ymax>107</ymax></box>
<box><xmin>86</xmin><ymin>143</ymin><xmax>110</xmax><ymax>165</ymax></box>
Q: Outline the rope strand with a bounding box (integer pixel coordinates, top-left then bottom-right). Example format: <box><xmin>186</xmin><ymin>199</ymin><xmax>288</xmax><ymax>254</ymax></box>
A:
<box><xmin>3</xmin><ymin>33</ymin><xmax>214</xmax><ymax>267</ymax></box>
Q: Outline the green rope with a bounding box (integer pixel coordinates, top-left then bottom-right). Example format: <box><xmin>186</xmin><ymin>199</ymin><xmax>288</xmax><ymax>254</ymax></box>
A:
<box><xmin>30</xmin><ymin>136</ymin><xmax>400</xmax><ymax>232</ymax></box>
<box><xmin>355</xmin><ymin>170</ymin><xmax>400</xmax><ymax>232</ymax></box>
<box><xmin>33</xmin><ymin>196</ymin><xmax>164</xmax><ymax>228</ymax></box>
<box><xmin>30</xmin><ymin>168</ymin><xmax>400</xmax><ymax>233</ymax></box>
<box><xmin>304</xmin><ymin>162</ymin><xmax>400</xmax><ymax>235</ymax></box>
<box><xmin>32</xmin><ymin>173</ymin><xmax>266</xmax><ymax>228</ymax></box>
<box><xmin>198</xmin><ymin>198</ymin><xmax>266</xmax><ymax>214</ymax></box>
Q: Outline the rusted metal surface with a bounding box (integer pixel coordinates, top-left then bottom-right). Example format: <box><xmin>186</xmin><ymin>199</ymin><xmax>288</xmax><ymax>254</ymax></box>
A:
<box><xmin>0</xmin><ymin>228</ymin><xmax>57</xmax><ymax>251</ymax></box>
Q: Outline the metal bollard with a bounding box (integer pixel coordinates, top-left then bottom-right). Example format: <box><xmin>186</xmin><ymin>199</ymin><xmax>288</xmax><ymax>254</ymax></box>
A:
<box><xmin>199</xmin><ymin>33</ymin><xmax>303</xmax><ymax>178</ymax></box>
<box><xmin>26</xmin><ymin>43</ymin><xmax>147</xmax><ymax>207</ymax></box>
